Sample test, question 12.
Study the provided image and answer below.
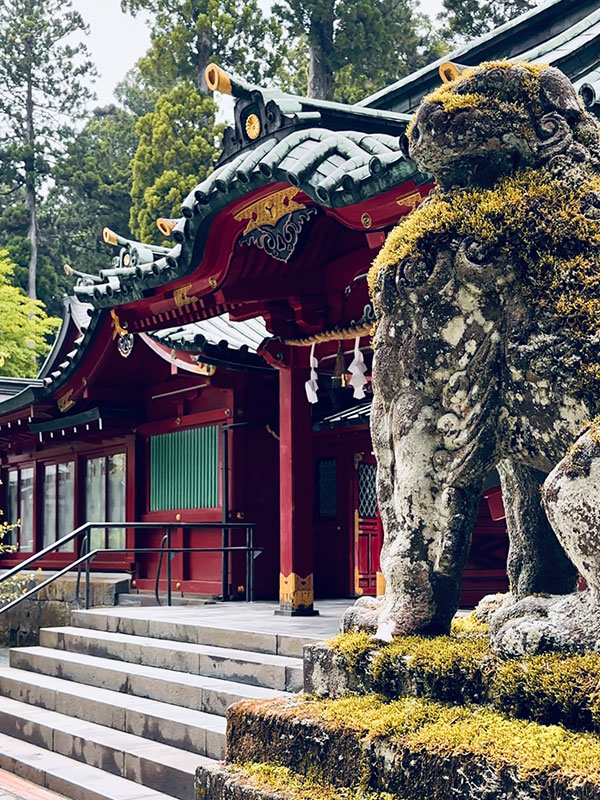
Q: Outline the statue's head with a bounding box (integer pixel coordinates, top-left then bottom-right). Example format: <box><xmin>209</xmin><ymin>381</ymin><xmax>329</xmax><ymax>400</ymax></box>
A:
<box><xmin>408</xmin><ymin>61</ymin><xmax>594</xmax><ymax>189</ymax></box>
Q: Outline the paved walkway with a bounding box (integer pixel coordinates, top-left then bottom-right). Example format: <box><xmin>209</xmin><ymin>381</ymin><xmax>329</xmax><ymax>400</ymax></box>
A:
<box><xmin>0</xmin><ymin>770</ymin><xmax>67</xmax><ymax>800</ymax></box>
<box><xmin>82</xmin><ymin>598</ymin><xmax>352</xmax><ymax>639</ymax></box>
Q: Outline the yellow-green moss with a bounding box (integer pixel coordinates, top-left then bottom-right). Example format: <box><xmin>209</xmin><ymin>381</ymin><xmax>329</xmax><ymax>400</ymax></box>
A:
<box><xmin>328</xmin><ymin>631</ymin><xmax>377</xmax><ymax>670</ymax></box>
<box><xmin>450</xmin><ymin>611</ymin><xmax>489</xmax><ymax>636</ymax></box>
<box><xmin>368</xmin><ymin>167</ymin><xmax>600</xmax><ymax>368</ymax></box>
<box><xmin>290</xmin><ymin>694</ymin><xmax>600</xmax><ymax>782</ymax></box>
<box><xmin>228</xmin><ymin>762</ymin><xmax>397</xmax><ymax>800</ymax></box>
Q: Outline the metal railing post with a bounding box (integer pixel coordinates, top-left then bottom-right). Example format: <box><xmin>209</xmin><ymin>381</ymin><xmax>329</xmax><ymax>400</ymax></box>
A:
<box><xmin>166</xmin><ymin>527</ymin><xmax>172</xmax><ymax>607</ymax></box>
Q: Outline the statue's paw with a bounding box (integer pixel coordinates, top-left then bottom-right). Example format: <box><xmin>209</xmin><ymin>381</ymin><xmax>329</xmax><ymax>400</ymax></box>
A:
<box><xmin>340</xmin><ymin>595</ymin><xmax>384</xmax><ymax>634</ymax></box>
<box><xmin>489</xmin><ymin>590</ymin><xmax>600</xmax><ymax>656</ymax></box>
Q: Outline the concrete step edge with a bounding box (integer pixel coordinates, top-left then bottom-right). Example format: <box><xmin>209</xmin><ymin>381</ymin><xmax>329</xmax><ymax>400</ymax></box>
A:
<box><xmin>0</xmin><ymin>697</ymin><xmax>205</xmax><ymax>800</ymax></box>
<box><xmin>0</xmin><ymin>730</ymin><xmax>183</xmax><ymax>800</ymax></box>
<box><xmin>9</xmin><ymin>647</ymin><xmax>289</xmax><ymax>716</ymax></box>
<box><xmin>41</xmin><ymin>626</ymin><xmax>303</xmax><ymax>667</ymax></box>
<box><xmin>0</xmin><ymin>666</ymin><xmax>226</xmax><ymax>758</ymax></box>
<box><xmin>69</xmin><ymin>609</ymin><xmax>319</xmax><ymax>658</ymax></box>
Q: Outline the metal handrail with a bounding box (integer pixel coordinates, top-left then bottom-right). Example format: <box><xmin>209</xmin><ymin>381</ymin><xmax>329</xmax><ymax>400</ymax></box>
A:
<box><xmin>0</xmin><ymin>520</ymin><xmax>259</xmax><ymax>614</ymax></box>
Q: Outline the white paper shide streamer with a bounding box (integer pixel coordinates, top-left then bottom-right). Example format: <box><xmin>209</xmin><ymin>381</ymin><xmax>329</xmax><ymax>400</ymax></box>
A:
<box><xmin>305</xmin><ymin>342</ymin><xmax>319</xmax><ymax>404</ymax></box>
<box><xmin>348</xmin><ymin>336</ymin><xmax>367</xmax><ymax>399</ymax></box>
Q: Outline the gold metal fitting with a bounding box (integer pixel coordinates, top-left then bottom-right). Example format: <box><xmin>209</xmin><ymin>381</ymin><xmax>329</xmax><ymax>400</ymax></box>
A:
<box><xmin>361</xmin><ymin>213</ymin><xmax>372</xmax><ymax>229</ymax></box>
<box><xmin>176</xmin><ymin>513</ymin><xmax>181</xmax><ymax>522</ymax></box>
<box><xmin>439</xmin><ymin>62</ymin><xmax>461</xmax><ymax>84</ymax></box>
<box><xmin>205</xmin><ymin>63</ymin><xmax>232</xmax><ymax>95</ymax></box>
<box><xmin>245</xmin><ymin>113</ymin><xmax>261</xmax><ymax>140</ymax></box>
<box><xmin>156</xmin><ymin>218</ymin><xmax>177</xmax><ymax>237</ymax></box>
<box><xmin>103</xmin><ymin>227</ymin><xmax>118</xmax><ymax>246</ymax></box>
<box><xmin>176</xmin><ymin>582</ymin><xmax>181</xmax><ymax>590</ymax></box>
<box><xmin>209</xmin><ymin>276</ymin><xmax>218</xmax><ymax>288</ymax></box>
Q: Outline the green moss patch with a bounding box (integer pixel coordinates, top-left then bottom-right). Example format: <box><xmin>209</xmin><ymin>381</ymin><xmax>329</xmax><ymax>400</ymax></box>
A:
<box><xmin>227</xmin><ymin>763</ymin><xmax>397</xmax><ymax>800</ymax></box>
<box><xmin>325</xmin><ymin>630</ymin><xmax>600</xmax><ymax>734</ymax></box>
<box><xmin>227</xmin><ymin>695</ymin><xmax>600</xmax><ymax>799</ymax></box>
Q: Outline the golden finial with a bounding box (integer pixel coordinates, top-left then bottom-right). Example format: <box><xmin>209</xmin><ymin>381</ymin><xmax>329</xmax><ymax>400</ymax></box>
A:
<box><xmin>439</xmin><ymin>62</ymin><xmax>461</xmax><ymax>84</ymax></box>
<box><xmin>156</xmin><ymin>218</ymin><xmax>177</xmax><ymax>237</ymax></box>
<box><xmin>103</xmin><ymin>227</ymin><xmax>119</xmax><ymax>246</ymax></box>
<box><xmin>205</xmin><ymin>63</ymin><xmax>232</xmax><ymax>95</ymax></box>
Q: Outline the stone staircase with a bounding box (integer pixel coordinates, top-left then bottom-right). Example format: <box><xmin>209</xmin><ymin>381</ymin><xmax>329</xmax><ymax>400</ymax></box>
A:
<box><xmin>0</xmin><ymin>607</ymin><xmax>309</xmax><ymax>800</ymax></box>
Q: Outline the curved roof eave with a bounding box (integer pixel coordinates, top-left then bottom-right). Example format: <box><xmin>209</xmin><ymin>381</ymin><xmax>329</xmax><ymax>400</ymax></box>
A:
<box><xmin>73</xmin><ymin>127</ymin><xmax>427</xmax><ymax>310</ymax></box>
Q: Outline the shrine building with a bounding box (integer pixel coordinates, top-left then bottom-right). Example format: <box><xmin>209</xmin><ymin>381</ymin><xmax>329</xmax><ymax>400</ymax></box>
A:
<box><xmin>1</xmin><ymin>0</ymin><xmax>599</xmax><ymax>615</ymax></box>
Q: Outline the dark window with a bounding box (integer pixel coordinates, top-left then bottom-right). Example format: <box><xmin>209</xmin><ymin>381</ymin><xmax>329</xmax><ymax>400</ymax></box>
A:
<box><xmin>316</xmin><ymin>458</ymin><xmax>337</xmax><ymax>519</ymax></box>
<box><xmin>358</xmin><ymin>462</ymin><xmax>377</xmax><ymax>519</ymax></box>
<box><xmin>85</xmin><ymin>452</ymin><xmax>126</xmax><ymax>551</ymax></box>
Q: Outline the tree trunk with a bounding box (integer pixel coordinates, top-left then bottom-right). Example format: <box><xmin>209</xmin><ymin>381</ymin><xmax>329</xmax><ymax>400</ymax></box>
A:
<box><xmin>196</xmin><ymin>32</ymin><xmax>213</xmax><ymax>94</ymax></box>
<box><xmin>25</xmin><ymin>67</ymin><xmax>37</xmax><ymax>299</ymax></box>
<box><xmin>308</xmin><ymin>3</ymin><xmax>335</xmax><ymax>100</ymax></box>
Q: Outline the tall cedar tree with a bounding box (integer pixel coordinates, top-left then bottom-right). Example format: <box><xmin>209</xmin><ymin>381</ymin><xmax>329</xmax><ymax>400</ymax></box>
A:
<box><xmin>120</xmin><ymin>0</ymin><xmax>284</xmax><ymax>93</ymax></box>
<box><xmin>129</xmin><ymin>85</ymin><xmax>222</xmax><ymax>242</ymax></box>
<box><xmin>48</xmin><ymin>105</ymin><xmax>139</xmax><ymax>275</ymax></box>
<box><xmin>0</xmin><ymin>0</ymin><xmax>96</xmax><ymax>299</ymax></box>
<box><xmin>273</xmin><ymin>0</ymin><xmax>447</xmax><ymax>101</ymax></box>
<box><xmin>441</xmin><ymin>0</ymin><xmax>536</xmax><ymax>41</ymax></box>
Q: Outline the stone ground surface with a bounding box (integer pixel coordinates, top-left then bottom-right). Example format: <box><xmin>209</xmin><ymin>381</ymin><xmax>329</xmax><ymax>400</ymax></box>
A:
<box><xmin>0</xmin><ymin>650</ymin><xmax>8</xmax><ymax>667</ymax></box>
<box><xmin>82</xmin><ymin>598</ymin><xmax>352</xmax><ymax>639</ymax></box>
<box><xmin>0</xmin><ymin>769</ymin><xmax>68</xmax><ymax>800</ymax></box>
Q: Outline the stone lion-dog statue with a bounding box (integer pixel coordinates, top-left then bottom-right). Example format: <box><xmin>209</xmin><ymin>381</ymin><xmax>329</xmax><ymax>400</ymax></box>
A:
<box><xmin>343</xmin><ymin>60</ymin><xmax>600</xmax><ymax>656</ymax></box>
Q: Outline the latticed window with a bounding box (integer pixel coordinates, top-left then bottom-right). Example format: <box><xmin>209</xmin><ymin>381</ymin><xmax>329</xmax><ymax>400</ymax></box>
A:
<box><xmin>150</xmin><ymin>426</ymin><xmax>219</xmax><ymax>511</ymax></box>
<box><xmin>316</xmin><ymin>458</ymin><xmax>337</xmax><ymax>519</ymax></box>
<box><xmin>358</xmin><ymin>462</ymin><xmax>377</xmax><ymax>519</ymax></box>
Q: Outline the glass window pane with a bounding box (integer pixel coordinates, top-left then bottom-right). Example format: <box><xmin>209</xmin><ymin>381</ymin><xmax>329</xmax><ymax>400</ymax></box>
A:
<box><xmin>57</xmin><ymin>462</ymin><xmax>75</xmax><ymax>552</ymax></box>
<box><xmin>86</xmin><ymin>458</ymin><xmax>106</xmax><ymax>552</ymax></box>
<box><xmin>19</xmin><ymin>468</ymin><xmax>34</xmax><ymax>552</ymax></box>
<box><xmin>5</xmin><ymin>471</ymin><xmax>18</xmax><ymax>548</ymax></box>
<box><xmin>43</xmin><ymin>464</ymin><xmax>57</xmax><ymax>549</ymax></box>
<box><xmin>107</xmin><ymin>453</ymin><xmax>126</xmax><ymax>550</ymax></box>
<box><xmin>316</xmin><ymin>458</ymin><xmax>337</xmax><ymax>519</ymax></box>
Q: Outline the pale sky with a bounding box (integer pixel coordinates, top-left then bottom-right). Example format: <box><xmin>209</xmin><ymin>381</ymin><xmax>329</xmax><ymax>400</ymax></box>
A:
<box><xmin>73</xmin><ymin>0</ymin><xmax>447</xmax><ymax>108</ymax></box>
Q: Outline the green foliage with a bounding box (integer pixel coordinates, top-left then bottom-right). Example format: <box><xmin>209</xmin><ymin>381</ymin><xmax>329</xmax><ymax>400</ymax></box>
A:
<box><xmin>48</xmin><ymin>105</ymin><xmax>139</xmax><ymax>269</ymax></box>
<box><xmin>440</xmin><ymin>0</ymin><xmax>536</xmax><ymax>42</ymax></box>
<box><xmin>0</xmin><ymin>250</ymin><xmax>60</xmax><ymax>377</ymax></box>
<box><xmin>0</xmin><ymin>0</ymin><xmax>96</xmax><ymax>298</ymax></box>
<box><xmin>273</xmin><ymin>0</ymin><xmax>447</xmax><ymax>101</ymax></box>
<box><xmin>121</xmin><ymin>0</ymin><xmax>284</xmax><ymax>92</ymax></box>
<box><xmin>129</xmin><ymin>85</ymin><xmax>222</xmax><ymax>243</ymax></box>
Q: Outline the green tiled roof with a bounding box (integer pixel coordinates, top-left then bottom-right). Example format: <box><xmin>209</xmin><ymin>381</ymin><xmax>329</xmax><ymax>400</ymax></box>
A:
<box><xmin>72</xmin><ymin>125</ymin><xmax>425</xmax><ymax>308</ymax></box>
<box><xmin>362</xmin><ymin>0</ymin><xmax>600</xmax><ymax>113</ymax></box>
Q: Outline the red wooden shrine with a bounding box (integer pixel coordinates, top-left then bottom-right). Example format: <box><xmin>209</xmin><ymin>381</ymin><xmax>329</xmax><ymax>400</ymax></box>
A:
<box><xmin>0</xmin><ymin>61</ymin><xmax>513</xmax><ymax>613</ymax></box>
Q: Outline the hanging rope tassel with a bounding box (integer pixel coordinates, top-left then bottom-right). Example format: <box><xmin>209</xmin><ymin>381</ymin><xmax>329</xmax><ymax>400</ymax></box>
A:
<box><xmin>332</xmin><ymin>341</ymin><xmax>346</xmax><ymax>388</ymax></box>
<box><xmin>304</xmin><ymin>342</ymin><xmax>319</xmax><ymax>404</ymax></box>
<box><xmin>348</xmin><ymin>335</ymin><xmax>367</xmax><ymax>399</ymax></box>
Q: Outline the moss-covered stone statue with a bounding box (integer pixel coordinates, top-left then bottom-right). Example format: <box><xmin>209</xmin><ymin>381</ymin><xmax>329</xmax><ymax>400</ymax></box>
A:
<box><xmin>343</xmin><ymin>60</ymin><xmax>600</xmax><ymax>656</ymax></box>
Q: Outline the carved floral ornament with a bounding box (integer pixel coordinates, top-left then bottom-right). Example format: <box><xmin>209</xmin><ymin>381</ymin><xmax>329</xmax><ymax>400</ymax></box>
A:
<box><xmin>233</xmin><ymin>188</ymin><xmax>317</xmax><ymax>262</ymax></box>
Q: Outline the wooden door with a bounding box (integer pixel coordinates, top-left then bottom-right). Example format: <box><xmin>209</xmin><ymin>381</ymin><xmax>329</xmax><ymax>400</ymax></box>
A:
<box><xmin>353</xmin><ymin>453</ymin><xmax>382</xmax><ymax>595</ymax></box>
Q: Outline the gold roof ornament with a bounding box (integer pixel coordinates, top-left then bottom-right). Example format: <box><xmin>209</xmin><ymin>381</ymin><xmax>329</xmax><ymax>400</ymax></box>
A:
<box><xmin>245</xmin><ymin>113</ymin><xmax>261</xmax><ymax>140</ymax></box>
<box><xmin>156</xmin><ymin>218</ymin><xmax>177</xmax><ymax>237</ymax></box>
<box><xmin>102</xmin><ymin>227</ymin><xmax>119</xmax><ymax>246</ymax></box>
<box><xmin>205</xmin><ymin>63</ymin><xmax>232</xmax><ymax>95</ymax></box>
<box><xmin>439</xmin><ymin>62</ymin><xmax>462</xmax><ymax>83</ymax></box>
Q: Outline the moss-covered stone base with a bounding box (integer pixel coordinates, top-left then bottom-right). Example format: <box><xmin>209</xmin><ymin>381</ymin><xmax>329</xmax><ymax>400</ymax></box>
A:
<box><xmin>224</xmin><ymin>695</ymin><xmax>600</xmax><ymax>800</ymax></box>
<box><xmin>304</xmin><ymin>628</ymin><xmax>600</xmax><ymax>734</ymax></box>
<box><xmin>195</xmin><ymin>761</ymin><xmax>397</xmax><ymax>800</ymax></box>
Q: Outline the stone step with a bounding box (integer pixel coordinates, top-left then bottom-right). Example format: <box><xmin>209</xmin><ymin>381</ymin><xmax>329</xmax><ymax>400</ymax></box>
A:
<box><xmin>0</xmin><ymin>696</ymin><xmax>204</xmax><ymax>800</ymax></box>
<box><xmin>116</xmin><ymin>594</ymin><xmax>215</xmax><ymax>608</ymax></box>
<box><xmin>0</xmin><ymin>667</ymin><xmax>226</xmax><ymax>759</ymax></box>
<box><xmin>0</xmin><ymin>730</ymin><xmax>181</xmax><ymax>800</ymax></box>
<box><xmin>9</xmin><ymin>647</ymin><xmax>289</xmax><ymax>716</ymax></box>
<box><xmin>70</xmin><ymin>608</ymin><xmax>318</xmax><ymax>658</ymax></box>
<box><xmin>39</xmin><ymin>626</ymin><xmax>303</xmax><ymax>692</ymax></box>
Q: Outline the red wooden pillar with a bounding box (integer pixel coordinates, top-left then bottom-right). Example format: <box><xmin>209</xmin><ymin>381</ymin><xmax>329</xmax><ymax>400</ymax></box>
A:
<box><xmin>261</xmin><ymin>342</ymin><xmax>317</xmax><ymax>615</ymax></box>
